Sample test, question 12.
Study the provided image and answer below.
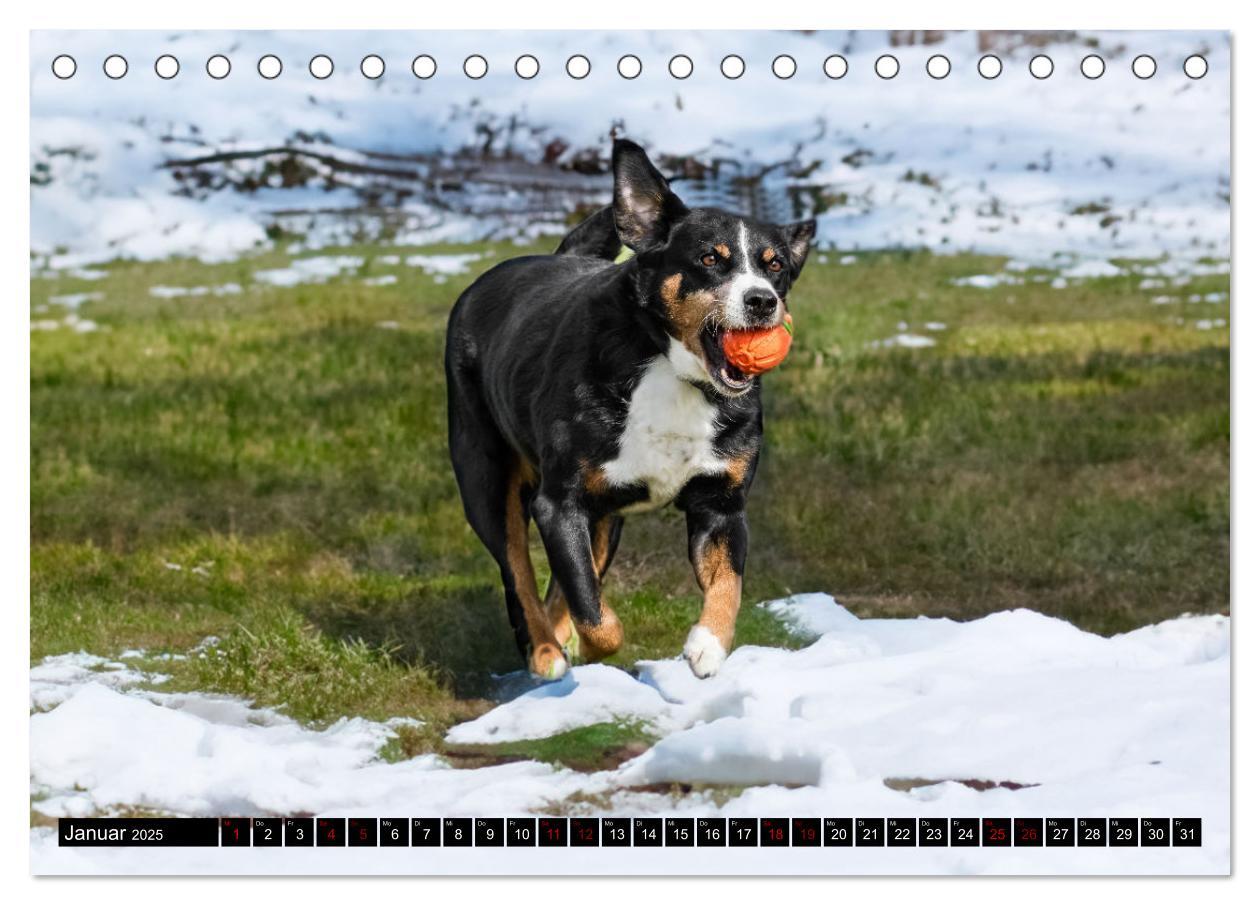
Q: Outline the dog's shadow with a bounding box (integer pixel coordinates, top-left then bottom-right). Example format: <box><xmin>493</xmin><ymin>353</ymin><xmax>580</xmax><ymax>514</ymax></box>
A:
<box><xmin>298</xmin><ymin>580</ymin><xmax>523</xmax><ymax>699</ymax></box>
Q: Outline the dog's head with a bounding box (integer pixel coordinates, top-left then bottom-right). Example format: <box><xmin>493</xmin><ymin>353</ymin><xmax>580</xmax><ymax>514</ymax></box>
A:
<box><xmin>611</xmin><ymin>139</ymin><xmax>815</xmax><ymax>396</ymax></box>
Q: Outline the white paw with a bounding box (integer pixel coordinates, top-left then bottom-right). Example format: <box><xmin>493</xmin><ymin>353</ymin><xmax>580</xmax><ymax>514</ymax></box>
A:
<box><xmin>543</xmin><ymin>655</ymin><xmax>569</xmax><ymax>682</ymax></box>
<box><xmin>683</xmin><ymin>625</ymin><xmax>727</xmax><ymax>678</ymax></box>
<box><xmin>530</xmin><ymin>645</ymin><xmax>569</xmax><ymax>682</ymax></box>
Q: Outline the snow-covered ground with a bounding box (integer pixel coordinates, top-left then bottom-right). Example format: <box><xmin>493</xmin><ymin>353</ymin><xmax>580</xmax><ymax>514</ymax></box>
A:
<box><xmin>30</xmin><ymin>594</ymin><xmax>1229</xmax><ymax>875</ymax></box>
<box><xmin>30</xmin><ymin>30</ymin><xmax>1229</xmax><ymax>268</ymax></box>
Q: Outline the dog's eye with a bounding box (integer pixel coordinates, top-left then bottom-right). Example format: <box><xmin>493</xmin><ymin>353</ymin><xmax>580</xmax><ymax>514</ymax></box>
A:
<box><xmin>767</xmin><ymin>257</ymin><xmax>784</xmax><ymax>273</ymax></box>
<box><xmin>700</xmin><ymin>253</ymin><xmax>718</xmax><ymax>267</ymax></box>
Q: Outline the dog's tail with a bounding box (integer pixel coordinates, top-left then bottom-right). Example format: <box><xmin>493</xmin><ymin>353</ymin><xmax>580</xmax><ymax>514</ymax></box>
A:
<box><xmin>553</xmin><ymin>205</ymin><xmax>623</xmax><ymax>260</ymax></box>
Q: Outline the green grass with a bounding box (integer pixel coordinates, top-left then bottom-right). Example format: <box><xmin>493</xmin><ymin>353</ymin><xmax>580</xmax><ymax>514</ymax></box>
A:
<box><xmin>30</xmin><ymin>242</ymin><xmax>1229</xmax><ymax>753</ymax></box>
<box><xmin>438</xmin><ymin>721</ymin><xmax>656</xmax><ymax>772</ymax></box>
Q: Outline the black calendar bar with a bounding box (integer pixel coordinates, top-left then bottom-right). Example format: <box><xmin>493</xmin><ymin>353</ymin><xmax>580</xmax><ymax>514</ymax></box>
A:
<box><xmin>58</xmin><ymin>818</ymin><xmax>219</xmax><ymax>847</ymax></box>
<box><xmin>56</xmin><ymin>816</ymin><xmax>1204</xmax><ymax>848</ymax></box>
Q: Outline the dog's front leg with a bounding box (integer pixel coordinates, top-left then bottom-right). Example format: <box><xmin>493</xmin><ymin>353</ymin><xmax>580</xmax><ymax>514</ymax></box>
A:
<box><xmin>682</xmin><ymin>500</ymin><xmax>748</xmax><ymax>678</ymax></box>
<box><xmin>531</xmin><ymin>492</ymin><xmax>624</xmax><ymax>660</ymax></box>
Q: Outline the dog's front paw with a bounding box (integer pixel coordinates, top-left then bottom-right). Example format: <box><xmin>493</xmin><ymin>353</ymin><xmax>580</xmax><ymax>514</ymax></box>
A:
<box><xmin>683</xmin><ymin>625</ymin><xmax>727</xmax><ymax>678</ymax></box>
<box><xmin>528</xmin><ymin>643</ymin><xmax>569</xmax><ymax>682</ymax></box>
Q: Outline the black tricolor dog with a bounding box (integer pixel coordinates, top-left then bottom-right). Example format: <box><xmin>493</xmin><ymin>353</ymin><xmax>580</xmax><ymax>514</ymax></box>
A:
<box><xmin>445</xmin><ymin>139</ymin><xmax>815</xmax><ymax>680</ymax></box>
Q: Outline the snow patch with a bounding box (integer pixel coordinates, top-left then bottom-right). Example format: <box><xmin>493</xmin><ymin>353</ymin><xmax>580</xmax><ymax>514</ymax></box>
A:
<box><xmin>30</xmin><ymin>313</ymin><xmax>101</xmax><ymax>333</ymax></box>
<box><xmin>48</xmin><ymin>291</ymin><xmax>103</xmax><ymax>309</ymax></box>
<box><xmin>29</xmin><ymin>31</ymin><xmax>1230</xmax><ymax>268</ymax></box>
<box><xmin>446</xmin><ymin>664</ymin><xmax>672</xmax><ymax>744</ymax></box>
<box><xmin>404</xmin><ymin>253</ymin><xmax>482</xmax><ymax>277</ymax></box>
<box><xmin>953</xmin><ymin>273</ymin><xmax>1022</xmax><ymax>288</ymax></box>
<box><xmin>30</xmin><ymin>652</ymin><xmax>164</xmax><ymax>712</ymax></box>
<box><xmin>871</xmin><ymin>333</ymin><xmax>937</xmax><ymax>349</ymax></box>
<box><xmin>1060</xmin><ymin>259</ymin><xmax>1124</xmax><ymax>279</ymax></box>
<box><xmin>29</xmin><ymin>598</ymin><xmax>1229</xmax><ymax>874</ymax></box>
<box><xmin>31</xmin><ymin>663</ymin><xmax>589</xmax><ymax>822</ymax></box>
<box><xmin>149</xmin><ymin>283</ymin><xmax>242</xmax><ymax>298</ymax></box>
<box><xmin>254</xmin><ymin>256</ymin><xmax>364</xmax><ymax>287</ymax></box>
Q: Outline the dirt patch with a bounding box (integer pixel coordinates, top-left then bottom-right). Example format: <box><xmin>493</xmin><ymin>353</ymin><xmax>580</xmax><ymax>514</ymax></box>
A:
<box><xmin>885</xmin><ymin>776</ymin><xmax>1040</xmax><ymax>793</ymax></box>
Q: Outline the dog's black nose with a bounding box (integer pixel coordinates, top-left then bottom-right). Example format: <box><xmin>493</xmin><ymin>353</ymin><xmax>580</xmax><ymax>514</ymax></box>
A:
<box><xmin>742</xmin><ymin>288</ymin><xmax>779</xmax><ymax>321</ymax></box>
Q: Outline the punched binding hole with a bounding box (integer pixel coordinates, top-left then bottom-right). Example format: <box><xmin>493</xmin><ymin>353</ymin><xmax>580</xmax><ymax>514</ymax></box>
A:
<box><xmin>464</xmin><ymin>55</ymin><xmax>488</xmax><ymax>79</ymax></box>
<box><xmin>361</xmin><ymin>55</ymin><xmax>385</xmax><ymax>79</ymax></box>
<box><xmin>309</xmin><ymin>55</ymin><xmax>334</xmax><ymax>79</ymax></box>
<box><xmin>875</xmin><ymin>54</ymin><xmax>899</xmax><ymax>79</ymax></box>
<box><xmin>257</xmin><ymin>55</ymin><xmax>282</xmax><ymax>79</ymax></box>
<box><xmin>51</xmin><ymin>55</ymin><xmax>77</xmax><ymax>79</ymax></box>
<box><xmin>1183</xmin><ymin>54</ymin><xmax>1208</xmax><ymax>79</ymax></box>
<box><xmin>515</xmin><ymin>55</ymin><xmax>540</xmax><ymax>79</ymax></box>
<box><xmin>617</xmin><ymin>54</ymin><xmax>642</xmax><ymax>79</ymax></box>
<box><xmin>154</xmin><ymin>55</ymin><xmax>179</xmax><ymax>79</ymax></box>
<box><xmin>978</xmin><ymin>54</ymin><xmax>1002</xmax><ymax>79</ymax></box>
<box><xmin>668</xmin><ymin>54</ymin><xmax>693</xmax><ymax>79</ymax></box>
<box><xmin>1132</xmin><ymin>54</ymin><xmax>1157</xmax><ymax>79</ymax></box>
<box><xmin>103</xmin><ymin>55</ymin><xmax>128</xmax><ymax>80</ymax></box>
<box><xmin>822</xmin><ymin>54</ymin><xmax>847</xmax><ymax>79</ymax></box>
<box><xmin>1029</xmin><ymin>54</ymin><xmax>1053</xmax><ymax>79</ymax></box>
<box><xmin>412</xmin><ymin>55</ymin><xmax>437</xmax><ymax>79</ymax></box>
<box><xmin>721</xmin><ymin>54</ymin><xmax>746</xmax><ymax>79</ymax></box>
<box><xmin>926</xmin><ymin>54</ymin><xmax>950</xmax><ymax>79</ymax></box>
<box><xmin>772</xmin><ymin>55</ymin><xmax>796</xmax><ymax>79</ymax></box>
<box><xmin>1080</xmin><ymin>54</ymin><xmax>1105</xmax><ymax>79</ymax></box>
<box><xmin>206</xmin><ymin>55</ymin><xmax>231</xmax><ymax>79</ymax></box>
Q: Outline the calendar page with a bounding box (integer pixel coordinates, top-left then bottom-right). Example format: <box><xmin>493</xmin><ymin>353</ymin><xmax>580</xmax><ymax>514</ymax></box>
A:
<box><xmin>28</xmin><ymin>29</ymin><xmax>1230</xmax><ymax>876</ymax></box>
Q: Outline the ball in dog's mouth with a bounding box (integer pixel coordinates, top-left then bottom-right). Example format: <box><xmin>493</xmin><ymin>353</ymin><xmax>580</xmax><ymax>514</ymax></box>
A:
<box><xmin>700</xmin><ymin>324</ymin><xmax>753</xmax><ymax>392</ymax></box>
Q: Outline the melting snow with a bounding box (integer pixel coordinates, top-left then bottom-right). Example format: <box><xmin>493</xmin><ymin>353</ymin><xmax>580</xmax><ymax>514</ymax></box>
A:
<box><xmin>30</xmin><ymin>596</ymin><xmax>1228</xmax><ymax>874</ymax></box>
<box><xmin>254</xmin><ymin>256</ymin><xmax>364</xmax><ymax>286</ymax></box>
<box><xmin>48</xmin><ymin>291</ymin><xmax>103</xmax><ymax>309</ymax></box>
<box><xmin>871</xmin><ymin>333</ymin><xmax>937</xmax><ymax>349</ymax></box>
<box><xmin>149</xmin><ymin>283</ymin><xmax>243</xmax><ymax>298</ymax></box>
<box><xmin>1059</xmin><ymin>259</ymin><xmax>1125</xmax><ymax>279</ymax></box>
<box><xmin>30</xmin><ymin>313</ymin><xmax>100</xmax><ymax>333</ymax></box>
<box><xmin>953</xmin><ymin>273</ymin><xmax>1023</xmax><ymax>289</ymax></box>
<box><xmin>404</xmin><ymin>253</ymin><xmax>483</xmax><ymax>277</ymax></box>
<box><xmin>29</xmin><ymin>31</ymin><xmax>1230</xmax><ymax>269</ymax></box>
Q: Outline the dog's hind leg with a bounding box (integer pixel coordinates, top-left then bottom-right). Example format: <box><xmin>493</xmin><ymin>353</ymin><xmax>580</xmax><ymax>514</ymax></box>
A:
<box><xmin>543</xmin><ymin>514</ymin><xmax>624</xmax><ymax>661</ymax></box>
<box><xmin>532</xmin><ymin>497</ymin><xmax>625</xmax><ymax>662</ymax></box>
<box><xmin>447</xmin><ymin>365</ymin><xmax>567</xmax><ymax>680</ymax></box>
<box><xmin>501</xmin><ymin>461</ymin><xmax>570</xmax><ymax>679</ymax></box>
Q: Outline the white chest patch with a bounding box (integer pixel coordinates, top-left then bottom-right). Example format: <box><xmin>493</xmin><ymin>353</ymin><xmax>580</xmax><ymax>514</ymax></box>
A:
<box><xmin>601</xmin><ymin>352</ymin><xmax>726</xmax><ymax>510</ymax></box>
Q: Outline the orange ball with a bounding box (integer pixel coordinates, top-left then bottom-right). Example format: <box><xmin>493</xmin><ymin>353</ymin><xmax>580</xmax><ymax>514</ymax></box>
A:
<box><xmin>722</xmin><ymin>314</ymin><xmax>794</xmax><ymax>375</ymax></box>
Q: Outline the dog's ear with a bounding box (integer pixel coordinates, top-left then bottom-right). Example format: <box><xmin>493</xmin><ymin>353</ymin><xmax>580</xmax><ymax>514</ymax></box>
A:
<box><xmin>554</xmin><ymin>205</ymin><xmax>622</xmax><ymax>260</ymax></box>
<box><xmin>612</xmin><ymin>139</ymin><xmax>689</xmax><ymax>252</ymax></box>
<box><xmin>780</xmin><ymin>219</ymin><xmax>817</xmax><ymax>280</ymax></box>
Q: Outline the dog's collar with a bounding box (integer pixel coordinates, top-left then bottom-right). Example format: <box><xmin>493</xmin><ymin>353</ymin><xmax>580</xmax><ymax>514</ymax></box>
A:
<box><xmin>613</xmin><ymin>245</ymin><xmax>635</xmax><ymax>264</ymax></box>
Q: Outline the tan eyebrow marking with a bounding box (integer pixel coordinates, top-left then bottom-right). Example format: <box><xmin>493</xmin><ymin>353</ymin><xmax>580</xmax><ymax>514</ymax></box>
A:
<box><xmin>761</xmin><ymin>247</ymin><xmax>777</xmax><ymax>263</ymax></box>
<box><xmin>714</xmin><ymin>244</ymin><xmax>731</xmax><ymax>259</ymax></box>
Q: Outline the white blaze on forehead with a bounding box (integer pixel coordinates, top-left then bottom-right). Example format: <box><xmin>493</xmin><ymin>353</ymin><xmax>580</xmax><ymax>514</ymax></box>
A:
<box><xmin>723</xmin><ymin>221</ymin><xmax>780</xmax><ymax>328</ymax></box>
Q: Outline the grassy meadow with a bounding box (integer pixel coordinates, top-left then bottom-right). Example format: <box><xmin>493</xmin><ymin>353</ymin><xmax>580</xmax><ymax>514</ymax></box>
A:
<box><xmin>30</xmin><ymin>241</ymin><xmax>1230</xmax><ymax>762</ymax></box>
